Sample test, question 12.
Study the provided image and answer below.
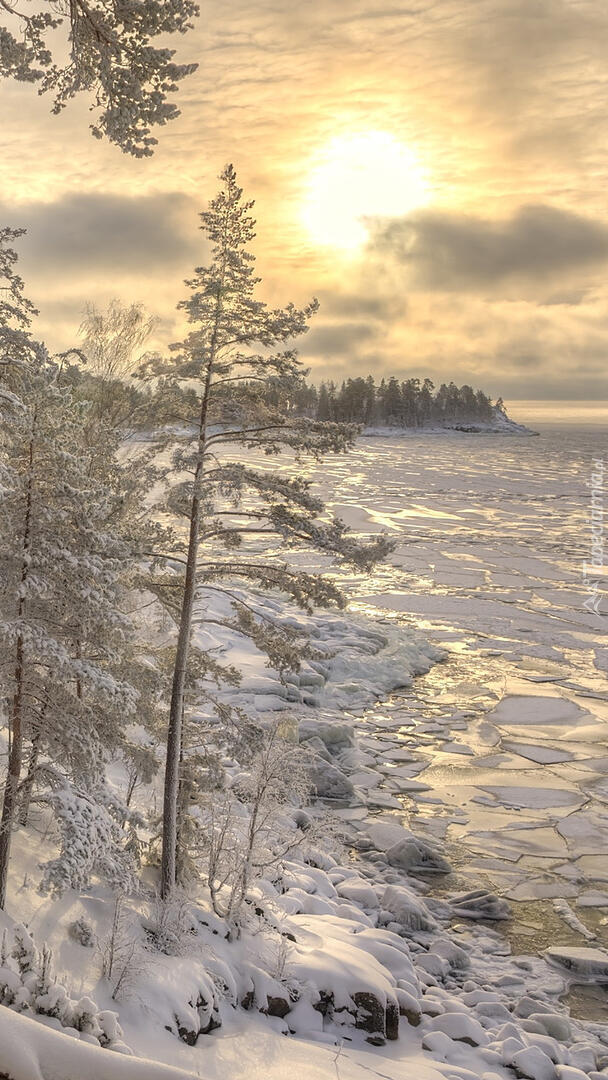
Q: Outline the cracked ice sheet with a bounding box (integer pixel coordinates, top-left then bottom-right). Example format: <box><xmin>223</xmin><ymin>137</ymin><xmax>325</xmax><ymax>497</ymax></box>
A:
<box><xmin>486</xmin><ymin>694</ymin><xmax>592</xmax><ymax>727</ymax></box>
<box><xmin>262</xmin><ymin>433</ymin><xmax>608</xmax><ymax>941</ymax></box>
<box><xmin>478</xmin><ymin>784</ymin><xmax>585</xmax><ymax>810</ymax></box>
<box><xmin>465</xmin><ymin>826</ymin><xmax>570</xmax><ymax>862</ymax></box>
<box><xmin>501</xmin><ymin>740</ymin><xmax>574</xmax><ymax>764</ymax></box>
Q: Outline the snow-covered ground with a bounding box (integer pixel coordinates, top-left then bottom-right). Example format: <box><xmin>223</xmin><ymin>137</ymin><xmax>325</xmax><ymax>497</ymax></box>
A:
<box><xmin>3</xmin><ymin>423</ymin><xmax>607</xmax><ymax>1080</ymax></box>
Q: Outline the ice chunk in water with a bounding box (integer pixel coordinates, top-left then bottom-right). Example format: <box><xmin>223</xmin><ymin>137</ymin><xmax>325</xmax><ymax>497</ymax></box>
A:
<box><xmin>545</xmin><ymin>946</ymin><xmax>608</xmax><ymax>982</ymax></box>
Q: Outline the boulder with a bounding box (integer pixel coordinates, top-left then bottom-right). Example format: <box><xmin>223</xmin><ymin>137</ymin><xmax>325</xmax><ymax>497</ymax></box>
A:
<box><xmin>263</xmin><ymin>995</ymin><xmax>291</xmax><ymax>1019</ymax></box>
<box><xmin>175</xmin><ymin>992</ymin><xmax>221</xmax><ymax>1044</ymax></box>
<box><xmin>530</xmin><ymin>1014</ymin><xmax>571</xmax><ymax>1042</ymax></box>
<box><xmin>336</xmin><ymin>878</ymin><xmax>379</xmax><ymax>909</ymax></box>
<box><xmin>382</xmin><ymin>884</ymin><xmax>437</xmax><ymax>933</ymax></box>
<box><xmin>352</xmin><ymin>991</ymin><xmax>399</xmax><ymax>1042</ymax></box>
<box><xmin>386</xmin><ymin>837</ymin><xmax>451</xmax><ymax>876</ymax></box>
<box><xmin>514</xmin><ymin>997</ymin><xmax>553</xmax><ymax>1019</ymax></box>
<box><xmin>416</xmin><ymin>953</ymin><xmax>450</xmax><ymax>979</ymax></box>
<box><xmin>395</xmin><ymin>987</ymin><xmax>421</xmax><ymax>1027</ymax></box>
<box><xmin>555</xmin><ymin>1068</ymin><xmax>592</xmax><ymax>1080</ymax></box>
<box><xmin>430</xmin><ymin>938</ymin><xmax>470</xmax><ymax>971</ymax></box>
<box><xmin>299</xmin><ymin>718</ymin><xmax>355</xmax><ymax>750</ymax></box>
<box><xmin>307</xmin><ymin>756</ymin><xmax>356</xmax><ymax>801</ymax></box>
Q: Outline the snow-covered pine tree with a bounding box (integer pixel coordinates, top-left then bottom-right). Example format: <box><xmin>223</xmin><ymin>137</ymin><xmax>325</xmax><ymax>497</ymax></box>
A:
<box><xmin>137</xmin><ymin>166</ymin><xmax>393</xmax><ymax>898</ymax></box>
<box><xmin>0</xmin><ymin>0</ymin><xmax>198</xmax><ymax>155</ymax></box>
<box><xmin>0</xmin><ymin>231</ymin><xmax>162</xmax><ymax>905</ymax></box>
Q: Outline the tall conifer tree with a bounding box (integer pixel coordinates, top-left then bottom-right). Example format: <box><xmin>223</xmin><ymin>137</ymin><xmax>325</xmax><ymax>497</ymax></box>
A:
<box><xmin>139</xmin><ymin>167</ymin><xmax>392</xmax><ymax>896</ymax></box>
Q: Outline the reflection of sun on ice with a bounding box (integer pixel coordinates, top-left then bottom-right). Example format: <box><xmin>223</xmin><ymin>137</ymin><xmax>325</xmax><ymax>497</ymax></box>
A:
<box><xmin>302</xmin><ymin>131</ymin><xmax>428</xmax><ymax>251</ymax></box>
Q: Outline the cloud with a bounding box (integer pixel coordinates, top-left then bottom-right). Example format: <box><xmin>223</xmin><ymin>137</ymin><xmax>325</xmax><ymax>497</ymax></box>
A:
<box><xmin>318</xmin><ymin>288</ymin><xmax>406</xmax><ymax>321</ymax></box>
<box><xmin>2</xmin><ymin>0</ymin><xmax>608</xmax><ymax>400</ymax></box>
<box><xmin>370</xmin><ymin>204</ymin><xmax>608</xmax><ymax>292</ymax></box>
<box><xmin>1</xmin><ymin>191</ymin><xmax>201</xmax><ymax>274</ymax></box>
<box><xmin>302</xmin><ymin>321</ymin><xmax>377</xmax><ymax>358</ymax></box>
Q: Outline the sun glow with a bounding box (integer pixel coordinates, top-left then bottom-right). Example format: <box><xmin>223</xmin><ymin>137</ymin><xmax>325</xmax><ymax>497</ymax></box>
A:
<box><xmin>301</xmin><ymin>131</ymin><xmax>429</xmax><ymax>252</ymax></box>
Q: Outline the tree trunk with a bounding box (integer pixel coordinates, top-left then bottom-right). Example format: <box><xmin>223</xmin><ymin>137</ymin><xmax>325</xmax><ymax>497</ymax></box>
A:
<box><xmin>0</xmin><ymin>635</ymin><xmax>26</xmax><ymax>908</ymax></box>
<box><xmin>160</xmin><ymin>365</ymin><xmax>214</xmax><ymax>898</ymax></box>
<box><xmin>0</xmin><ymin>423</ymin><xmax>35</xmax><ymax>908</ymax></box>
<box><xmin>18</xmin><ymin>732</ymin><xmax>40</xmax><ymax>828</ymax></box>
<box><xmin>175</xmin><ymin>725</ymin><xmax>191</xmax><ymax>886</ymax></box>
<box><xmin>160</xmin><ymin>229</ymin><xmax>228</xmax><ymax>898</ymax></box>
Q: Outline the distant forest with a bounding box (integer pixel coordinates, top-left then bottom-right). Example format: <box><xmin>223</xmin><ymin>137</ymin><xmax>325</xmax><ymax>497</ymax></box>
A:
<box><xmin>288</xmin><ymin>376</ymin><xmax>505</xmax><ymax>427</ymax></box>
<box><xmin>62</xmin><ymin>362</ymin><xmax>505</xmax><ymax>433</ymax></box>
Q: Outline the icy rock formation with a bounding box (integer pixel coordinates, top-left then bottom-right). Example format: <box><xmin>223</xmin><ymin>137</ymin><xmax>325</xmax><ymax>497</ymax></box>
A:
<box><xmin>448</xmin><ymin>889</ymin><xmax>511</xmax><ymax>920</ymax></box>
<box><xmin>306</xmin><ymin>755</ymin><xmax>357</xmax><ymax>801</ymax></box>
<box><xmin>385</xmin><ymin>837</ymin><xmax>451</xmax><ymax>875</ymax></box>
<box><xmin>300</xmin><ymin>735</ymin><xmax>332</xmax><ymax>761</ymax></box>
<box><xmin>530</xmin><ymin>1014</ymin><xmax>572</xmax><ymax>1042</ymax></box>
<box><xmin>428</xmin><ymin>938</ymin><xmax>470</xmax><ymax>971</ymax></box>
<box><xmin>298</xmin><ymin>717</ymin><xmax>356</xmax><ymax>750</ymax></box>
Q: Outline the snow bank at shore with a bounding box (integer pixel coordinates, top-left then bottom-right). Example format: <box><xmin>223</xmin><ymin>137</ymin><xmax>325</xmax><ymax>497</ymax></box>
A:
<box><xmin>191</xmin><ymin>592</ymin><xmax>444</xmax><ymax>715</ymax></box>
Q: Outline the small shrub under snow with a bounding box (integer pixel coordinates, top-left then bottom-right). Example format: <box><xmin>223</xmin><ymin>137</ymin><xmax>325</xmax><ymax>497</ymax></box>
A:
<box><xmin>0</xmin><ymin>923</ymin><xmax>129</xmax><ymax>1053</ymax></box>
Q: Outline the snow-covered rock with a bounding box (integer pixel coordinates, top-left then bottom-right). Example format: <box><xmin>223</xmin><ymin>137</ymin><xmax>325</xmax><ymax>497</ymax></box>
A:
<box><xmin>511</xmin><ymin>1046</ymin><xmax>557</xmax><ymax>1080</ymax></box>
<box><xmin>298</xmin><ymin>718</ymin><xmax>356</xmax><ymax>750</ymax></box>
<box><xmin>335</xmin><ymin>878</ymin><xmax>380</xmax><ymax>909</ymax></box>
<box><xmin>555</xmin><ymin>1068</ymin><xmax>591</xmax><ymax>1080</ymax></box>
<box><xmin>530</xmin><ymin>1014</ymin><xmax>572</xmax><ymax>1042</ymax></box>
<box><xmin>429</xmin><ymin>938</ymin><xmax>470</xmax><ymax>971</ymax></box>
<box><xmin>425</xmin><ymin>1012</ymin><xmax>490</xmax><ymax>1047</ymax></box>
<box><xmin>381</xmin><ymin>884</ymin><xmax>437</xmax><ymax>933</ymax></box>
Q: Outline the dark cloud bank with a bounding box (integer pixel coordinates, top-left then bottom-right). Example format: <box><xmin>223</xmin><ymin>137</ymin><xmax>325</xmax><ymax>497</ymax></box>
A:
<box><xmin>371</xmin><ymin>204</ymin><xmax>608</xmax><ymax>291</ymax></box>
<box><xmin>1</xmin><ymin>191</ymin><xmax>201</xmax><ymax>273</ymax></box>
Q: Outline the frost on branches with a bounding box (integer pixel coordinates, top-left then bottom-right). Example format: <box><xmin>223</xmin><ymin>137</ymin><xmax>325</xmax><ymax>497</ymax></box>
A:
<box><xmin>39</xmin><ymin>785</ymin><xmax>137</xmax><ymax>897</ymax></box>
<box><xmin>0</xmin><ymin>0</ymin><xmax>198</xmax><ymax>155</ymax></box>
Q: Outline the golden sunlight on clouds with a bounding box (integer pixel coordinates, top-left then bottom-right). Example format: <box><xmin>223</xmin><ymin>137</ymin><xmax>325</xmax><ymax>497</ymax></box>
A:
<box><xmin>300</xmin><ymin>132</ymin><xmax>429</xmax><ymax>251</ymax></box>
<box><xmin>1</xmin><ymin>0</ymin><xmax>608</xmax><ymax>404</ymax></box>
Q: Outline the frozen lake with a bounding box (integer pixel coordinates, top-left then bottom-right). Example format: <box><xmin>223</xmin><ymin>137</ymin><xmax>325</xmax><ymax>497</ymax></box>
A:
<box><xmin>297</xmin><ymin>425</ymin><xmax>608</xmax><ymax>961</ymax></box>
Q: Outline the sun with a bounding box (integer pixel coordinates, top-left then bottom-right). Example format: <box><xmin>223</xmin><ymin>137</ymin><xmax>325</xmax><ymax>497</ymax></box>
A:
<box><xmin>301</xmin><ymin>131</ymin><xmax>429</xmax><ymax>252</ymax></box>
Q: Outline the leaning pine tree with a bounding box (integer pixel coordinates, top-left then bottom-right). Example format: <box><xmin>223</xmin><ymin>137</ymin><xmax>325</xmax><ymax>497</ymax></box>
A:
<box><xmin>138</xmin><ymin>165</ymin><xmax>393</xmax><ymax>898</ymax></box>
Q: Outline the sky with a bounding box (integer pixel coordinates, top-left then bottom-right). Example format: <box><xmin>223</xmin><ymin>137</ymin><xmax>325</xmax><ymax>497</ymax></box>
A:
<box><xmin>2</xmin><ymin>0</ymin><xmax>608</xmax><ymax>409</ymax></box>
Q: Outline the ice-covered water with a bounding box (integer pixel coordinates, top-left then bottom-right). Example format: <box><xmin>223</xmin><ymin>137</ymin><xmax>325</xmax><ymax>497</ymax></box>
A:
<box><xmin>287</xmin><ymin>425</ymin><xmax>608</xmax><ymax>960</ymax></box>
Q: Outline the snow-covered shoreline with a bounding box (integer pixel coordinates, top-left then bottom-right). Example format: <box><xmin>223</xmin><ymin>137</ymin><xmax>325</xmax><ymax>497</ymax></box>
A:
<box><xmin>4</xmin><ymin>592</ymin><xmax>608</xmax><ymax>1080</ymax></box>
<box><xmin>5</xmin><ymin>652</ymin><xmax>608</xmax><ymax>1080</ymax></box>
<box><xmin>361</xmin><ymin>416</ymin><xmax>537</xmax><ymax>437</ymax></box>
